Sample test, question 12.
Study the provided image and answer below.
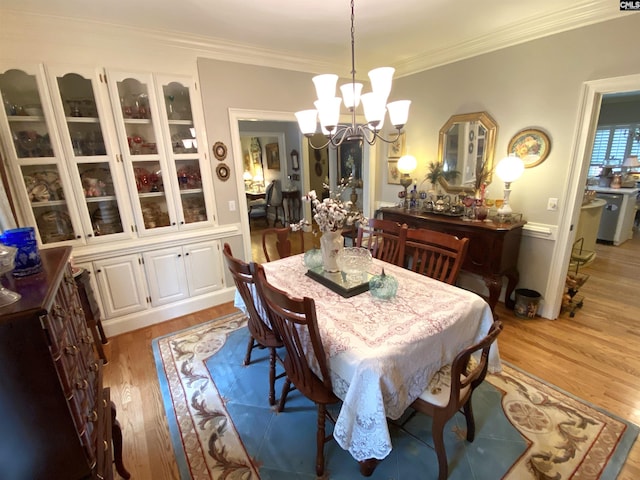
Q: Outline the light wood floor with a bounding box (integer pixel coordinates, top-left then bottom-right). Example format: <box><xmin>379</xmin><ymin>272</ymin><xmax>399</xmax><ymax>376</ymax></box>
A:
<box><xmin>103</xmin><ymin>226</ymin><xmax>640</xmax><ymax>479</ymax></box>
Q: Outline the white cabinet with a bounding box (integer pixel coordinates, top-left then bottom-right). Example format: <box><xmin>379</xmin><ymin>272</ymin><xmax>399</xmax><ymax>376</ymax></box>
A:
<box><xmin>143</xmin><ymin>240</ymin><xmax>223</xmax><ymax>307</ymax></box>
<box><xmin>184</xmin><ymin>241</ymin><xmax>224</xmax><ymax>296</ymax></box>
<box><xmin>105</xmin><ymin>70</ymin><xmax>215</xmax><ymax>236</ymax></box>
<box><xmin>93</xmin><ymin>254</ymin><xmax>148</xmax><ymax>319</ymax></box>
<box><xmin>0</xmin><ymin>64</ymin><xmax>217</xmax><ymax>244</ymax></box>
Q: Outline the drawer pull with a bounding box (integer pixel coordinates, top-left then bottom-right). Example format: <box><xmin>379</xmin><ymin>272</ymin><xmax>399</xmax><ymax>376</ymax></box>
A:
<box><xmin>104</xmin><ymin>440</ymin><xmax>109</xmax><ymax>451</ymax></box>
<box><xmin>103</xmin><ymin>398</ymin><xmax>108</xmax><ymax>408</ymax></box>
<box><xmin>64</xmin><ymin>345</ymin><xmax>78</xmax><ymax>356</ymax></box>
<box><xmin>87</xmin><ymin>410</ymin><xmax>98</xmax><ymax>422</ymax></box>
<box><xmin>75</xmin><ymin>379</ymin><xmax>89</xmax><ymax>390</ymax></box>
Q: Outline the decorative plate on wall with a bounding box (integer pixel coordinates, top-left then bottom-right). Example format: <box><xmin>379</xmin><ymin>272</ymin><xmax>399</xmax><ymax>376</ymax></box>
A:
<box><xmin>508</xmin><ymin>128</ymin><xmax>551</xmax><ymax>168</ymax></box>
<box><xmin>213</xmin><ymin>141</ymin><xmax>227</xmax><ymax>161</ymax></box>
<box><xmin>216</xmin><ymin>163</ymin><xmax>230</xmax><ymax>181</ymax></box>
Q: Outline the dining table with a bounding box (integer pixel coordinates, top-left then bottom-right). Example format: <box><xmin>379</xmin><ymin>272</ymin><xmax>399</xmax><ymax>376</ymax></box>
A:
<box><xmin>235</xmin><ymin>253</ymin><xmax>501</xmax><ymax>474</ymax></box>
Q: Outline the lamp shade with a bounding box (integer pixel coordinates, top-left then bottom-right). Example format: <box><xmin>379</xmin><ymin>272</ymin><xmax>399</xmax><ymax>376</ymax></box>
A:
<box><xmin>243</xmin><ymin>171</ymin><xmax>253</xmax><ymax>181</ymax></box>
<box><xmin>340</xmin><ymin>82</ymin><xmax>363</xmax><ymax>109</ymax></box>
<box><xmin>623</xmin><ymin>155</ymin><xmax>640</xmax><ymax>168</ymax></box>
<box><xmin>387</xmin><ymin>100</ymin><xmax>411</xmax><ymax>128</ymax></box>
<box><xmin>360</xmin><ymin>92</ymin><xmax>386</xmax><ymax>126</ymax></box>
<box><xmin>312</xmin><ymin>74</ymin><xmax>338</xmax><ymax>100</ymax></box>
<box><xmin>295</xmin><ymin>109</ymin><xmax>318</xmax><ymax>135</ymax></box>
<box><xmin>495</xmin><ymin>154</ymin><xmax>525</xmax><ymax>183</ymax></box>
<box><xmin>368</xmin><ymin>67</ymin><xmax>394</xmax><ymax>101</ymax></box>
<box><xmin>314</xmin><ymin>97</ymin><xmax>342</xmax><ymax>131</ymax></box>
<box><xmin>397</xmin><ymin>155</ymin><xmax>417</xmax><ymax>174</ymax></box>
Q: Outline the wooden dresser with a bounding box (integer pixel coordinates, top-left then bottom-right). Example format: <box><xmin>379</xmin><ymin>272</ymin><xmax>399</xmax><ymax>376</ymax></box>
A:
<box><xmin>380</xmin><ymin>207</ymin><xmax>526</xmax><ymax>312</ymax></box>
<box><xmin>0</xmin><ymin>246</ymin><xmax>128</xmax><ymax>480</ymax></box>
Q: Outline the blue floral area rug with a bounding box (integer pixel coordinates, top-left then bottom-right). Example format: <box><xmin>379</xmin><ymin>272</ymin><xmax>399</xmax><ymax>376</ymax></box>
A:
<box><xmin>152</xmin><ymin>312</ymin><xmax>638</xmax><ymax>479</ymax></box>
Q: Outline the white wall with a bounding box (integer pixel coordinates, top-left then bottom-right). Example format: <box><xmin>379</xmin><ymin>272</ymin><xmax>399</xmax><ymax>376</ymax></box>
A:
<box><xmin>2</xmin><ymin>10</ymin><xmax>639</xmax><ymax>318</ymax></box>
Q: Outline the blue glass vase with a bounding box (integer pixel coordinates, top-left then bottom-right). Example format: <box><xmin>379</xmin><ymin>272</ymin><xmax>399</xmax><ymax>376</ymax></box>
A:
<box><xmin>0</xmin><ymin>227</ymin><xmax>43</xmax><ymax>277</ymax></box>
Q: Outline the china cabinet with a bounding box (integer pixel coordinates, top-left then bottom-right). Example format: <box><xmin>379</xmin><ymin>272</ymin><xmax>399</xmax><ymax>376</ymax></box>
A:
<box><xmin>106</xmin><ymin>71</ymin><xmax>214</xmax><ymax>236</ymax></box>
<box><xmin>0</xmin><ymin>65</ymin><xmax>83</xmax><ymax>244</ymax></box>
<box><xmin>0</xmin><ymin>63</ymin><xmax>228</xmax><ymax>334</ymax></box>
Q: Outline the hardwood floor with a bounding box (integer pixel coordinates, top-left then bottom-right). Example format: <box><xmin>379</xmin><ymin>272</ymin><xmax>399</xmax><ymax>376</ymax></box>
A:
<box><xmin>103</xmin><ymin>227</ymin><xmax>639</xmax><ymax>479</ymax></box>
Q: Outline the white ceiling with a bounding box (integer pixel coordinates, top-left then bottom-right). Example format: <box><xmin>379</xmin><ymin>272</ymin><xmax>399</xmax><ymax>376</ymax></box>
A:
<box><xmin>0</xmin><ymin>0</ymin><xmax>626</xmax><ymax>77</ymax></box>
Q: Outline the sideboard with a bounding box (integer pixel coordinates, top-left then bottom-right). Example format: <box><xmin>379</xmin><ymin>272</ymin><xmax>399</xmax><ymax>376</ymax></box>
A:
<box><xmin>0</xmin><ymin>246</ymin><xmax>129</xmax><ymax>479</ymax></box>
<box><xmin>380</xmin><ymin>207</ymin><xmax>526</xmax><ymax>313</ymax></box>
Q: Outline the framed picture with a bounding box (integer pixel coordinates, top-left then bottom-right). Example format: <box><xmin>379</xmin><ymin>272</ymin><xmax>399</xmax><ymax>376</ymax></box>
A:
<box><xmin>338</xmin><ymin>139</ymin><xmax>362</xmax><ymax>183</ymax></box>
<box><xmin>388</xmin><ymin>132</ymin><xmax>406</xmax><ymax>159</ymax></box>
<box><xmin>387</xmin><ymin>160</ymin><xmax>401</xmax><ymax>185</ymax></box>
<box><xmin>290</xmin><ymin>149</ymin><xmax>299</xmax><ymax>170</ymax></box>
<box><xmin>265</xmin><ymin>143</ymin><xmax>280</xmax><ymax>170</ymax></box>
<box><xmin>508</xmin><ymin>128</ymin><xmax>551</xmax><ymax>168</ymax></box>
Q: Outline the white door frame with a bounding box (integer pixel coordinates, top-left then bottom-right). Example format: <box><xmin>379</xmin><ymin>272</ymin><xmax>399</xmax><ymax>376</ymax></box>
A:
<box><xmin>547</xmin><ymin>73</ymin><xmax>640</xmax><ymax>318</ymax></box>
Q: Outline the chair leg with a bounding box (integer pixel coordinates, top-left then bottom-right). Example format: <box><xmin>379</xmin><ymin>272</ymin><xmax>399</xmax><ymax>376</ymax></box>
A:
<box><xmin>268</xmin><ymin>347</ymin><xmax>277</xmax><ymax>406</ymax></box>
<box><xmin>316</xmin><ymin>403</ymin><xmax>327</xmax><ymax>477</ymax></box>
<box><xmin>463</xmin><ymin>398</ymin><xmax>476</xmax><ymax>442</ymax></box>
<box><xmin>432</xmin><ymin>417</ymin><xmax>449</xmax><ymax>480</ymax></box>
<box><xmin>277</xmin><ymin>378</ymin><xmax>292</xmax><ymax>413</ymax></box>
<box><xmin>244</xmin><ymin>336</ymin><xmax>255</xmax><ymax>366</ymax></box>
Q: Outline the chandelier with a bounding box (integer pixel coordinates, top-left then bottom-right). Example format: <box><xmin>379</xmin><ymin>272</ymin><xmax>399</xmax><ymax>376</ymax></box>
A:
<box><xmin>295</xmin><ymin>0</ymin><xmax>411</xmax><ymax>149</ymax></box>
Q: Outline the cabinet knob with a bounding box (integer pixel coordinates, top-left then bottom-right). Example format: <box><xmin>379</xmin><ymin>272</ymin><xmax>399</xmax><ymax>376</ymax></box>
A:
<box><xmin>87</xmin><ymin>233</ymin><xmax>93</xmax><ymax>238</ymax></box>
<box><xmin>180</xmin><ymin>221</ymin><xmax>185</xmax><ymax>225</ymax></box>
<box><xmin>185</xmin><ymin>252</ymin><xmax>190</xmax><ymax>256</ymax></box>
<box><xmin>96</xmin><ymin>269</ymin><xmax>102</xmax><ymax>273</ymax></box>
<box><xmin>76</xmin><ymin>235</ymin><xmax>82</xmax><ymax>239</ymax></box>
<box><xmin>87</xmin><ymin>410</ymin><xmax>98</xmax><ymax>422</ymax></box>
<box><xmin>64</xmin><ymin>345</ymin><xmax>79</xmax><ymax>356</ymax></box>
<box><xmin>177</xmin><ymin>254</ymin><xmax>181</xmax><ymax>258</ymax></box>
<box><xmin>75</xmin><ymin>379</ymin><xmax>89</xmax><ymax>390</ymax></box>
<box><xmin>172</xmin><ymin>222</ymin><xmax>176</xmax><ymax>226</ymax></box>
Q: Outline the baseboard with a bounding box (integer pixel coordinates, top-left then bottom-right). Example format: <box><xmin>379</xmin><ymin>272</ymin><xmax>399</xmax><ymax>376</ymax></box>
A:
<box><xmin>102</xmin><ymin>287</ymin><xmax>237</xmax><ymax>337</ymax></box>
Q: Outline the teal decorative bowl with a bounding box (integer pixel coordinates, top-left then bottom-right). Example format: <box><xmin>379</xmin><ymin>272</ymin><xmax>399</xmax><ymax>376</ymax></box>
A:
<box><xmin>303</xmin><ymin>248</ymin><xmax>323</xmax><ymax>269</ymax></box>
<box><xmin>369</xmin><ymin>269</ymin><xmax>398</xmax><ymax>300</ymax></box>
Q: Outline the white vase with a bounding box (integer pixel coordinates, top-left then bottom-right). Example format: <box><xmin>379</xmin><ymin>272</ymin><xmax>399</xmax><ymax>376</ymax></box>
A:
<box><xmin>320</xmin><ymin>229</ymin><xmax>344</xmax><ymax>273</ymax></box>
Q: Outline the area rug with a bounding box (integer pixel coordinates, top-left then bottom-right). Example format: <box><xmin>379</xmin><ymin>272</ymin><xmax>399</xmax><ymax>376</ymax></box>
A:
<box><xmin>152</xmin><ymin>312</ymin><xmax>638</xmax><ymax>479</ymax></box>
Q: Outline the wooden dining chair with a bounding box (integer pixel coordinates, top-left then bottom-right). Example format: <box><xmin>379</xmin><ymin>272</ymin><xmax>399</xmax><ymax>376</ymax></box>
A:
<box><xmin>400</xmin><ymin>228</ymin><xmax>469</xmax><ymax>285</ymax></box>
<box><xmin>222</xmin><ymin>243</ymin><xmax>284</xmax><ymax>406</ymax></box>
<box><xmin>251</xmin><ymin>262</ymin><xmax>340</xmax><ymax>477</ymax></box>
<box><xmin>356</xmin><ymin>218</ymin><xmax>408</xmax><ymax>265</ymax></box>
<box><xmin>409</xmin><ymin>320</ymin><xmax>503</xmax><ymax>480</ymax></box>
<box><xmin>261</xmin><ymin>227</ymin><xmax>305</xmax><ymax>262</ymax></box>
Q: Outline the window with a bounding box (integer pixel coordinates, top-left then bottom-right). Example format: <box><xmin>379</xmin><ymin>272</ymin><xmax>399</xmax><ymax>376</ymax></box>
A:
<box><xmin>588</xmin><ymin>124</ymin><xmax>640</xmax><ymax>177</ymax></box>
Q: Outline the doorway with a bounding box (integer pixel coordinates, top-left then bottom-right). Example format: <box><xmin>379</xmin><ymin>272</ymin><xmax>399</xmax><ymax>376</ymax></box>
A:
<box><xmin>548</xmin><ymin>73</ymin><xmax>640</xmax><ymax>318</ymax></box>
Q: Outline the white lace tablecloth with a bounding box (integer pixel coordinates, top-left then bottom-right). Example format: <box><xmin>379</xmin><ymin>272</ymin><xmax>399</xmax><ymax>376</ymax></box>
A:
<box><xmin>245</xmin><ymin>254</ymin><xmax>500</xmax><ymax>462</ymax></box>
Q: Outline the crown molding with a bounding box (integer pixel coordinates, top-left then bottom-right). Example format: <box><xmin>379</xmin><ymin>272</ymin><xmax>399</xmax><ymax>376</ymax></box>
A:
<box><xmin>0</xmin><ymin>5</ymin><xmax>628</xmax><ymax>77</ymax></box>
<box><xmin>393</xmin><ymin>3</ymin><xmax>626</xmax><ymax>77</ymax></box>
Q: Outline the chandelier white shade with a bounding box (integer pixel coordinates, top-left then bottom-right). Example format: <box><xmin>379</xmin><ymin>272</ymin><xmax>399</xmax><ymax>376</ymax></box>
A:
<box><xmin>295</xmin><ymin>0</ymin><xmax>411</xmax><ymax>149</ymax></box>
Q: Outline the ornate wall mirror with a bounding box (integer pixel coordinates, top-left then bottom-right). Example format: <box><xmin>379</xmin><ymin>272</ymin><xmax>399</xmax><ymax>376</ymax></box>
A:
<box><xmin>437</xmin><ymin>111</ymin><xmax>498</xmax><ymax>193</ymax></box>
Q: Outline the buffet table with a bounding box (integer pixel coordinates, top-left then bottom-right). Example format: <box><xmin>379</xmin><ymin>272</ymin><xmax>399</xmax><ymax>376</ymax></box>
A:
<box><xmin>379</xmin><ymin>207</ymin><xmax>526</xmax><ymax>312</ymax></box>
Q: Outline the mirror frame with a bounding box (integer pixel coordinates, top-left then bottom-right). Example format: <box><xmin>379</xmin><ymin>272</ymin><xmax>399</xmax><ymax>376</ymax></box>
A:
<box><xmin>437</xmin><ymin>111</ymin><xmax>498</xmax><ymax>194</ymax></box>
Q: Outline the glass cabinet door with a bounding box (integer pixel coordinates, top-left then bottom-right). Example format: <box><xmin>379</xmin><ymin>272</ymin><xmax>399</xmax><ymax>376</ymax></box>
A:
<box><xmin>156</xmin><ymin>76</ymin><xmax>214</xmax><ymax>228</ymax></box>
<box><xmin>46</xmin><ymin>66</ymin><xmax>131</xmax><ymax>242</ymax></box>
<box><xmin>106</xmin><ymin>70</ymin><xmax>177</xmax><ymax>235</ymax></box>
<box><xmin>0</xmin><ymin>65</ymin><xmax>82</xmax><ymax>245</ymax></box>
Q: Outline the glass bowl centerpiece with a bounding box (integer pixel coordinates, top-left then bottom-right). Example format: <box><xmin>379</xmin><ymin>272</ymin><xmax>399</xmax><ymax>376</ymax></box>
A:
<box><xmin>337</xmin><ymin>247</ymin><xmax>372</xmax><ymax>283</ymax></box>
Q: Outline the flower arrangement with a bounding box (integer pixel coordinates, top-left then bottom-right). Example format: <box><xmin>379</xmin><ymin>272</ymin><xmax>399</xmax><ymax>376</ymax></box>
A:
<box><xmin>293</xmin><ymin>182</ymin><xmax>366</xmax><ymax>233</ymax></box>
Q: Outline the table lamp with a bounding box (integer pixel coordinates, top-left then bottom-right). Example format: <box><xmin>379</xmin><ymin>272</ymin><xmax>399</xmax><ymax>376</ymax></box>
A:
<box><xmin>495</xmin><ymin>154</ymin><xmax>524</xmax><ymax>215</ymax></box>
<box><xmin>623</xmin><ymin>155</ymin><xmax>639</xmax><ymax>171</ymax></box>
<box><xmin>397</xmin><ymin>155</ymin><xmax>417</xmax><ymax>209</ymax></box>
<box><xmin>243</xmin><ymin>170</ymin><xmax>253</xmax><ymax>189</ymax></box>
